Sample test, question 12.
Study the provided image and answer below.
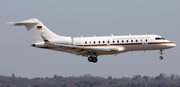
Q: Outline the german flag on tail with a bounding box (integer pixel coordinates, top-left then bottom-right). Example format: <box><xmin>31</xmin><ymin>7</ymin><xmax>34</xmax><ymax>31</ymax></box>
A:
<box><xmin>37</xmin><ymin>26</ymin><xmax>42</xmax><ymax>30</ymax></box>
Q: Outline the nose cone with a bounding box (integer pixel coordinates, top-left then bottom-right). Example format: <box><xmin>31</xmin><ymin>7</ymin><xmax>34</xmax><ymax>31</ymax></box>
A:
<box><xmin>172</xmin><ymin>43</ymin><xmax>176</xmax><ymax>47</ymax></box>
<box><xmin>166</xmin><ymin>43</ymin><xmax>176</xmax><ymax>48</ymax></box>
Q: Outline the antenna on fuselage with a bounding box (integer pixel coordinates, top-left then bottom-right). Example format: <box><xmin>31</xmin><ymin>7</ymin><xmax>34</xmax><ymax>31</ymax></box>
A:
<box><xmin>111</xmin><ymin>33</ymin><xmax>113</xmax><ymax>36</ymax></box>
<box><xmin>129</xmin><ymin>33</ymin><xmax>131</xmax><ymax>36</ymax></box>
<box><xmin>94</xmin><ymin>35</ymin><xmax>96</xmax><ymax>37</ymax></box>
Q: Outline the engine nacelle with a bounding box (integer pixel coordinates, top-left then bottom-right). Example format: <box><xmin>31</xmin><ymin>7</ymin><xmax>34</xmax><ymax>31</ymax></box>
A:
<box><xmin>31</xmin><ymin>37</ymin><xmax>72</xmax><ymax>47</ymax></box>
<box><xmin>31</xmin><ymin>42</ymin><xmax>46</xmax><ymax>47</ymax></box>
<box><xmin>50</xmin><ymin>37</ymin><xmax>72</xmax><ymax>45</ymax></box>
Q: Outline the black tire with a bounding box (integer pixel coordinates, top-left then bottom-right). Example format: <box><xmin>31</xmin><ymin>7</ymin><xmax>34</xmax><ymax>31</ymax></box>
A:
<box><xmin>88</xmin><ymin>57</ymin><xmax>93</xmax><ymax>62</ymax></box>
<box><xmin>159</xmin><ymin>56</ymin><xmax>163</xmax><ymax>60</ymax></box>
<box><xmin>92</xmin><ymin>57</ymin><xmax>98</xmax><ymax>63</ymax></box>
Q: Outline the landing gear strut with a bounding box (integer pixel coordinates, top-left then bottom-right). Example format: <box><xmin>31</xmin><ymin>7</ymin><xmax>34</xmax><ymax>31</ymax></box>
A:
<box><xmin>159</xmin><ymin>50</ymin><xmax>163</xmax><ymax>60</ymax></box>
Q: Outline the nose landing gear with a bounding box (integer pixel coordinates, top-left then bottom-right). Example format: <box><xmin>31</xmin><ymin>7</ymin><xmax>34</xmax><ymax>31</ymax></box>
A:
<box><xmin>159</xmin><ymin>56</ymin><xmax>163</xmax><ymax>60</ymax></box>
<box><xmin>159</xmin><ymin>50</ymin><xmax>163</xmax><ymax>60</ymax></box>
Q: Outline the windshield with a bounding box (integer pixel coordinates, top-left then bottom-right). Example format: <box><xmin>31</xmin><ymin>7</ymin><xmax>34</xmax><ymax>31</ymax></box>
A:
<box><xmin>155</xmin><ymin>37</ymin><xmax>166</xmax><ymax>40</ymax></box>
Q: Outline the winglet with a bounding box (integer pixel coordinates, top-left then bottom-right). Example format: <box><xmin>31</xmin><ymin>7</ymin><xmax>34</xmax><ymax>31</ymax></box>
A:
<box><xmin>41</xmin><ymin>34</ymin><xmax>50</xmax><ymax>43</ymax></box>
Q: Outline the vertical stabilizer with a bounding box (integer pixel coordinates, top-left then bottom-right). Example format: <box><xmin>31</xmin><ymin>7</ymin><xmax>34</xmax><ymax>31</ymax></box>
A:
<box><xmin>9</xmin><ymin>18</ymin><xmax>62</xmax><ymax>42</ymax></box>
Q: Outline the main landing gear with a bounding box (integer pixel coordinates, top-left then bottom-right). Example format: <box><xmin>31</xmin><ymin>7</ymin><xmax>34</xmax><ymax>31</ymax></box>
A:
<box><xmin>159</xmin><ymin>50</ymin><xmax>163</xmax><ymax>60</ymax></box>
<box><xmin>88</xmin><ymin>56</ymin><xmax>98</xmax><ymax>63</ymax></box>
<box><xmin>87</xmin><ymin>52</ymin><xmax>98</xmax><ymax>63</ymax></box>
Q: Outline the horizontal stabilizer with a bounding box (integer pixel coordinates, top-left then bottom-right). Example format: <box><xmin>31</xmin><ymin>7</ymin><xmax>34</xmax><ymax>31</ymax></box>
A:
<box><xmin>5</xmin><ymin>18</ymin><xmax>39</xmax><ymax>26</ymax></box>
<box><xmin>5</xmin><ymin>22</ymin><xmax>14</xmax><ymax>24</ymax></box>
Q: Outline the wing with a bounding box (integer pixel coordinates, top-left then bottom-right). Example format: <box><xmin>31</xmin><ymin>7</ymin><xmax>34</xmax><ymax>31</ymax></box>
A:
<box><xmin>53</xmin><ymin>44</ymin><xmax>126</xmax><ymax>56</ymax></box>
<box><xmin>38</xmin><ymin>34</ymin><xmax>126</xmax><ymax>56</ymax></box>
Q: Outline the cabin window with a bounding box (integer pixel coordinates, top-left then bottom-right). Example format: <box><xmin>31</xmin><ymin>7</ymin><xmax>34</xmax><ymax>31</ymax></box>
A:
<box><xmin>122</xmin><ymin>40</ymin><xmax>124</xmax><ymax>43</ymax></box>
<box><xmin>103</xmin><ymin>41</ymin><xmax>105</xmax><ymax>43</ymax></box>
<box><xmin>107</xmin><ymin>41</ymin><xmax>110</xmax><ymax>43</ymax></box>
<box><xmin>85</xmin><ymin>41</ymin><xmax>87</xmax><ymax>44</ymax></box>
<box><xmin>94</xmin><ymin>41</ymin><xmax>96</xmax><ymax>44</ymax></box>
<box><xmin>126</xmin><ymin>40</ymin><xmax>128</xmax><ymax>43</ymax></box>
<box><xmin>113</xmin><ymin>41</ymin><xmax>115</xmax><ymax>43</ymax></box>
<box><xmin>98</xmin><ymin>41</ymin><xmax>101</xmax><ymax>43</ymax></box>
<box><xmin>89</xmin><ymin>41</ymin><xmax>91</xmax><ymax>44</ymax></box>
<box><xmin>145</xmin><ymin>39</ymin><xmax>148</xmax><ymax>42</ymax></box>
<box><xmin>117</xmin><ymin>40</ymin><xmax>119</xmax><ymax>43</ymax></box>
<box><xmin>131</xmin><ymin>40</ymin><xmax>133</xmax><ymax>42</ymax></box>
<box><xmin>136</xmin><ymin>40</ymin><xmax>138</xmax><ymax>42</ymax></box>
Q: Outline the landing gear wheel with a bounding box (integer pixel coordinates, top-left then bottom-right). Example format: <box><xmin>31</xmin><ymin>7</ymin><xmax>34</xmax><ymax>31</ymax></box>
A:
<box><xmin>88</xmin><ymin>57</ymin><xmax>93</xmax><ymax>62</ymax></box>
<box><xmin>87</xmin><ymin>56</ymin><xmax>98</xmax><ymax>63</ymax></box>
<box><xmin>159</xmin><ymin>56</ymin><xmax>163</xmax><ymax>60</ymax></box>
<box><xmin>87</xmin><ymin>52</ymin><xmax>98</xmax><ymax>63</ymax></box>
<box><xmin>92</xmin><ymin>57</ymin><xmax>98</xmax><ymax>63</ymax></box>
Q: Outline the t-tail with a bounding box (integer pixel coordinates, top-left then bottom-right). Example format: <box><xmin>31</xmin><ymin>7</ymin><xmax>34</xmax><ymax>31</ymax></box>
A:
<box><xmin>6</xmin><ymin>18</ymin><xmax>72</xmax><ymax>47</ymax></box>
<box><xmin>6</xmin><ymin>18</ymin><xmax>63</xmax><ymax>42</ymax></box>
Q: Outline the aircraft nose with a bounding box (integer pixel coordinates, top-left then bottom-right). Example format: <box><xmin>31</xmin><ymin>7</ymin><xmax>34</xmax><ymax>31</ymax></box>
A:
<box><xmin>166</xmin><ymin>42</ymin><xmax>176</xmax><ymax>48</ymax></box>
<box><xmin>172</xmin><ymin>43</ymin><xmax>176</xmax><ymax>47</ymax></box>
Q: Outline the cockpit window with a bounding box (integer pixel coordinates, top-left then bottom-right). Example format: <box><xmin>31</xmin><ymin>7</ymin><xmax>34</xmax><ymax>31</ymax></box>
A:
<box><xmin>161</xmin><ymin>37</ymin><xmax>165</xmax><ymax>40</ymax></box>
<box><xmin>155</xmin><ymin>38</ymin><xmax>161</xmax><ymax>40</ymax></box>
<box><xmin>155</xmin><ymin>37</ymin><xmax>166</xmax><ymax>40</ymax></box>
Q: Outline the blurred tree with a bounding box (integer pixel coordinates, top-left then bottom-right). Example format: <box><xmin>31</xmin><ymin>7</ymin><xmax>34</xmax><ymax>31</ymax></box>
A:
<box><xmin>132</xmin><ymin>75</ymin><xmax>142</xmax><ymax>81</ymax></box>
<box><xmin>142</xmin><ymin>76</ymin><xmax>151</xmax><ymax>81</ymax></box>
<box><xmin>54</xmin><ymin>74</ymin><xmax>57</xmax><ymax>78</ymax></box>
<box><xmin>108</xmin><ymin>76</ymin><xmax>112</xmax><ymax>80</ymax></box>
<box><xmin>12</xmin><ymin>74</ymin><xmax>15</xmax><ymax>78</ymax></box>
<box><xmin>83</xmin><ymin>74</ymin><xmax>92</xmax><ymax>77</ymax></box>
<box><xmin>154</xmin><ymin>73</ymin><xmax>167</xmax><ymax>80</ymax></box>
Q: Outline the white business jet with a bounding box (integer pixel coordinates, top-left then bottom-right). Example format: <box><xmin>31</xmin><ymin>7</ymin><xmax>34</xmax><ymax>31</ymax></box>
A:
<box><xmin>7</xmin><ymin>18</ymin><xmax>176</xmax><ymax>63</ymax></box>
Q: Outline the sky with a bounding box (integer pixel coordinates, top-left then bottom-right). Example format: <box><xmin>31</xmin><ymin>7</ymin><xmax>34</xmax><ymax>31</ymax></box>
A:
<box><xmin>0</xmin><ymin>0</ymin><xmax>179</xmax><ymax>78</ymax></box>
